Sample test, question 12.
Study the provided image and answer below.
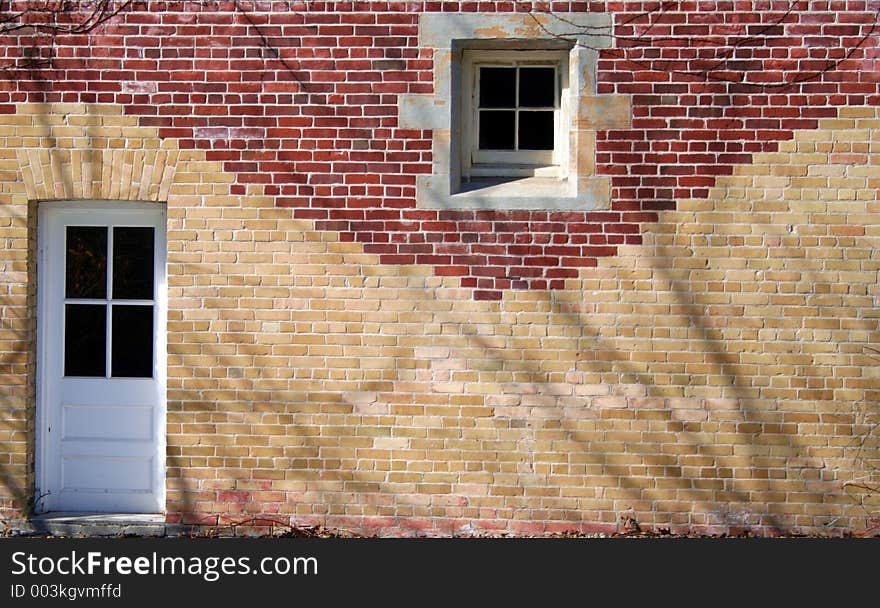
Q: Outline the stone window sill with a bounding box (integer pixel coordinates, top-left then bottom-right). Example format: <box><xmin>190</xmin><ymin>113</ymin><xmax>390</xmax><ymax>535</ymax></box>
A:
<box><xmin>416</xmin><ymin>174</ymin><xmax>610</xmax><ymax>211</ymax></box>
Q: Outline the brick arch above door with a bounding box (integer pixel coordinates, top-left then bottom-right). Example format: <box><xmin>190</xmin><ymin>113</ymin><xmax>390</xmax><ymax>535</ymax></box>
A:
<box><xmin>16</xmin><ymin>147</ymin><xmax>179</xmax><ymax>203</ymax></box>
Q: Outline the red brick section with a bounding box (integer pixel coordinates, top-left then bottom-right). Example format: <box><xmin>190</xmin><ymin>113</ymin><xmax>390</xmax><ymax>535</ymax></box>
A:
<box><xmin>0</xmin><ymin>1</ymin><xmax>878</xmax><ymax>299</ymax></box>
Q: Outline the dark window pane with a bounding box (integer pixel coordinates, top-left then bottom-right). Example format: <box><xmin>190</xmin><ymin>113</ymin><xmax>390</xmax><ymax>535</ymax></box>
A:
<box><xmin>65</xmin><ymin>304</ymin><xmax>106</xmax><ymax>377</ymax></box>
<box><xmin>113</xmin><ymin>227</ymin><xmax>155</xmax><ymax>300</ymax></box>
<box><xmin>518</xmin><ymin>111</ymin><xmax>555</xmax><ymax>150</ymax></box>
<box><xmin>479</xmin><ymin>111</ymin><xmax>515</xmax><ymax>150</ymax></box>
<box><xmin>478</xmin><ymin>67</ymin><xmax>516</xmax><ymax>108</ymax></box>
<box><xmin>518</xmin><ymin>68</ymin><xmax>556</xmax><ymax>107</ymax></box>
<box><xmin>112</xmin><ymin>305</ymin><xmax>153</xmax><ymax>378</ymax></box>
<box><xmin>66</xmin><ymin>227</ymin><xmax>107</xmax><ymax>299</ymax></box>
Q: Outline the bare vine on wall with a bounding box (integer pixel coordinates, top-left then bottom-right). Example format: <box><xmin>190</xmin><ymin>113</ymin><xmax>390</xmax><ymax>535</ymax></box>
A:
<box><xmin>527</xmin><ymin>0</ymin><xmax>880</xmax><ymax>89</ymax></box>
<box><xmin>0</xmin><ymin>0</ymin><xmax>137</xmax><ymax>70</ymax></box>
<box><xmin>0</xmin><ymin>0</ymin><xmax>320</xmax><ymax>74</ymax></box>
<box><xmin>2</xmin><ymin>1</ymin><xmax>880</xmax><ymax>90</ymax></box>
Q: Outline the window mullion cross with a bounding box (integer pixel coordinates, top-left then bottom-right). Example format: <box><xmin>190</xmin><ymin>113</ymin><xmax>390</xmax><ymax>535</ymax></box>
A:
<box><xmin>513</xmin><ymin>64</ymin><xmax>519</xmax><ymax>152</ymax></box>
<box><xmin>106</xmin><ymin>225</ymin><xmax>113</xmax><ymax>379</ymax></box>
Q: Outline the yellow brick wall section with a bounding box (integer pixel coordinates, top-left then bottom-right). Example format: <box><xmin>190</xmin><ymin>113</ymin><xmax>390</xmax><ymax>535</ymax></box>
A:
<box><xmin>0</xmin><ymin>103</ymin><xmax>879</xmax><ymax>535</ymax></box>
<box><xmin>0</xmin><ymin>107</ymin><xmax>34</xmax><ymax>522</ymax></box>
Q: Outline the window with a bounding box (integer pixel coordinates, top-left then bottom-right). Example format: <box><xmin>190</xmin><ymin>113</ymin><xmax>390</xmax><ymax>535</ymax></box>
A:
<box><xmin>399</xmin><ymin>12</ymin><xmax>626</xmax><ymax>210</ymax></box>
<box><xmin>461</xmin><ymin>50</ymin><xmax>569</xmax><ymax>182</ymax></box>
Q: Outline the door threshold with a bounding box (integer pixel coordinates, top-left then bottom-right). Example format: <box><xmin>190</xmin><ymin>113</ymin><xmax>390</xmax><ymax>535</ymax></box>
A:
<box><xmin>28</xmin><ymin>512</ymin><xmax>167</xmax><ymax>537</ymax></box>
<box><xmin>33</xmin><ymin>512</ymin><xmax>165</xmax><ymax>523</ymax></box>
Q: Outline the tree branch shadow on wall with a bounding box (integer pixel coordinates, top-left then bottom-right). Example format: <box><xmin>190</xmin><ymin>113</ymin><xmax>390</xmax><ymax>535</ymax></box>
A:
<box><xmin>158</xmin><ymin>117</ymin><xmax>880</xmax><ymax>537</ymax></box>
<box><xmin>360</xmin><ymin>154</ymin><xmax>879</xmax><ymax>535</ymax></box>
<box><xmin>7</xmin><ymin>110</ymin><xmax>879</xmax><ymax>537</ymax></box>
<box><xmin>0</xmin><ymin>2</ymin><xmax>321</xmax><ymax>534</ymax></box>
<box><xmin>0</xmin><ymin>67</ymin><xmax>52</xmax><ymax>532</ymax></box>
<box><xmin>3</xmin><ymin>6</ymin><xmax>879</xmax><ymax>536</ymax></box>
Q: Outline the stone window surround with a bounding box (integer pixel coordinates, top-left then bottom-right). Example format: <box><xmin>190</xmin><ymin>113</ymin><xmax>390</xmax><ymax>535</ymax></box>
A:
<box><xmin>398</xmin><ymin>12</ymin><xmax>631</xmax><ymax>211</ymax></box>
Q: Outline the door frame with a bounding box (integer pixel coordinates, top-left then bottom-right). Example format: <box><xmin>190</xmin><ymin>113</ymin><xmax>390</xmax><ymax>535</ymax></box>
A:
<box><xmin>35</xmin><ymin>200</ymin><xmax>167</xmax><ymax>514</ymax></box>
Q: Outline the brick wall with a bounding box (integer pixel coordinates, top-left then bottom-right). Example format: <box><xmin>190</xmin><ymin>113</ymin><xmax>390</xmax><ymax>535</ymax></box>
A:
<box><xmin>1</xmin><ymin>2</ymin><xmax>879</xmax><ymax>536</ymax></box>
<box><xmin>2</xmin><ymin>2</ymin><xmax>877</xmax><ymax>296</ymax></box>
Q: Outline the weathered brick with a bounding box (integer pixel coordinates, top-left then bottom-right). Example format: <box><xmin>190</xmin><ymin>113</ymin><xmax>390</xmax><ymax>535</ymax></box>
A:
<box><xmin>0</xmin><ymin>3</ymin><xmax>879</xmax><ymax>538</ymax></box>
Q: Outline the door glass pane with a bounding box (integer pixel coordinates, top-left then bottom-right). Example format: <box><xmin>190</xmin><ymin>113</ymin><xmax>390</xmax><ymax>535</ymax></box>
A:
<box><xmin>64</xmin><ymin>304</ymin><xmax>106</xmax><ymax>377</ymax></box>
<box><xmin>518</xmin><ymin>68</ymin><xmax>556</xmax><ymax>107</ymax></box>
<box><xmin>518</xmin><ymin>111</ymin><xmax>554</xmax><ymax>150</ymax></box>
<box><xmin>111</xmin><ymin>305</ymin><xmax>153</xmax><ymax>378</ymax></box>
<box><xmin>479</xmin><ymin>67</ymin><xmax>516</xmax><ymax>108</ymax></box>
<box><xmin>479</xmin><ymin>110</ymin><xmax>515</xmax><ymax>150</ymax></box>
<box><xmin>113</xmin><ymin>227</ymin><xmax>155</xmax><ymax>300</ymax></box>
<box><xmin>65</xmin><ymin>227</ymin><xmax>107</xmax><ymax>299</ymax></box>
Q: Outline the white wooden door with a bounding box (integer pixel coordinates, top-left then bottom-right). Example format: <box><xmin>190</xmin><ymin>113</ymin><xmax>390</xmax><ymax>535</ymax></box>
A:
<box><xmin>37</xmin><ymin>202</ymin><xmax>166</xmax><ymax>513</ymax></box>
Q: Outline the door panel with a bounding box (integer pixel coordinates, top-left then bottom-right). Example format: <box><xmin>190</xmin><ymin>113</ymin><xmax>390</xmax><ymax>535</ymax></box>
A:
<box><xmin>62</xmin><ymin>457</ymin><xmax>154</xmax><ymax>492</ymax></box>
<box><xmin>37</xmin><ymin>203</ymin><xmax>166</xmax><ymax>514</ymax></box>
<box><xmin>63</xmin><ymin>404</ymin><xmax>154</xmax><ymax>441</ymax></box>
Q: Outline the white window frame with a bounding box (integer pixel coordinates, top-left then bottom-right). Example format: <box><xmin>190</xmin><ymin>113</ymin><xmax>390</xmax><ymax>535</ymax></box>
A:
<box><xmin>461</xmin><ymin>49</ymin><xmax>570</xmax><ymax>181</ymax></box>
